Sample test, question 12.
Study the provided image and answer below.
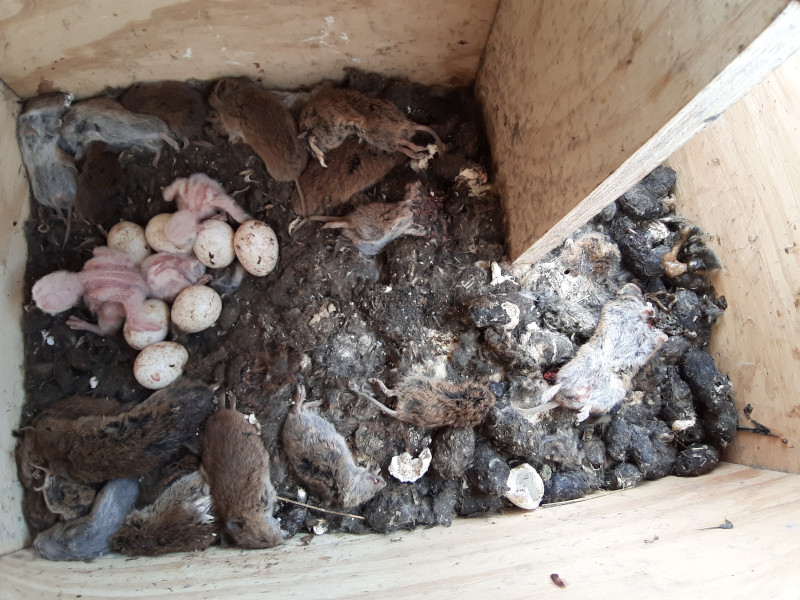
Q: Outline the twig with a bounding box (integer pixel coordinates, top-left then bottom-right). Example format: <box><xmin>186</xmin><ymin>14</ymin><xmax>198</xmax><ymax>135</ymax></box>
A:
<box><xmin>276</xmin><ymin>495</ymin><xmax>365</xmax><ymax>520</ymax></box>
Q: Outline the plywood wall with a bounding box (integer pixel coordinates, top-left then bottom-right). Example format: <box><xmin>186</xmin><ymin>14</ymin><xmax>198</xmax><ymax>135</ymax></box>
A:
<box><xmin>667</xmin><ymin>51</ymin><xmax>800</xmax><ymax>474</ymax></box>
<box><xmin>477</xmin><ymin>0</ymin><xmax>800</xmax><ymax>264</ymax></box>
<box><xmin>0</xmin><ymin>83</ymin><xmax>31</xmax><ymax>554</ymax></box>
<box><xmin>2</xmin><ymin>464</ymin><xmax>800</xmax><ymax>597</ymax></box>
<box><xmin>0</xmin><ymin>0</ymin><xmax>498</xmax><ymax>99</ymax></box>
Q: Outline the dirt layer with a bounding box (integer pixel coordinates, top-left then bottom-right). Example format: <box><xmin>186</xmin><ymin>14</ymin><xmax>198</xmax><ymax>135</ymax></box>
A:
<box><xmin>17</xmin><ymin>71</ymin><xmax>735</xmax><ymax>547</ymax></box>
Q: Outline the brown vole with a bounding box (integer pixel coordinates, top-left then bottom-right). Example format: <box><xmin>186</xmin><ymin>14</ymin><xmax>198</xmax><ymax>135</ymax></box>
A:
<box><xmin>16</xmin><ymin>395</ymin><xmax>130</xmax><ymax>536</ymax></box>
<box><xmin>525</xmin><ymin>283</ymin><xmax>668</xmax><ymax>422</ymax></box>
<box><xmin>119</xmin><ymin>80</ymin><xmax>208</xmax><ymax>143</ymax></box>
<box><xmin>201</xmin><ymin>399</ymin><xmax>284</xmax><ymax>549</ymax></box>
<box><xmin>74</xmin><ymin>142</ymin><xmax>126</xmax><ymax>229</ymax></box>
<box><xmin>21</xmin><ymin>378</ymin><xmax>216</xmax><ymax>483</ymax></box>
<box><xmin>208</xmin><ymin>77</ymin><xmax>308</xmax><ymax>214</ymax></box>
<box><xmin>33</xmin><ymin>477</ymin><xmax>139</xmax><ymax>561</ymax></box>
<box><xmin>16</xmin><ymin>92</ymin><xmax>77</xmax><ymax>211</ymax></box>
<box><xmin>16</xmin><ymin>395</ymin><xmax>129</xmax><ymax>490</ymax></box>
<box><xmin>351</xmin><ymin>377</ymin><xmax>497</xmax><ymax>429</ymax></box>
<box><xmin>298</xmin><ymin>87</ymin><xmax>443</xmax><ymax>167</ymax></box>
<box><xmin>310</xmin><ymin>180</ymin><xmax>437</xmax><ymax>256</ymax></box>
<box><xmin>111</xmin><ymin>471</ymin><xmax>217</xmax><ymax>556</ymax></box>
<box><xmin>60</xmin><ymin>96</ymin><xmax>179</xmax><ymax>162</ymax></box>
<box><xmin>281</xmin><ymin>385</ymin><xmax>385</xmax><ymax>508</ymax></box>
<box><xmin>291</xmin><ymin>137</ymin><xmax>404</xmax><ymax>216</ymax></box>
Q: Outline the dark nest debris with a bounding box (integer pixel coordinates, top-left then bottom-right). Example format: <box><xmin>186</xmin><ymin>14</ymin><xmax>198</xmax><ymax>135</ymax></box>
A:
<box><xmin>15</xmin><ymin>70</ymin><xmax>735</xmax><ymax>559</ymax></box>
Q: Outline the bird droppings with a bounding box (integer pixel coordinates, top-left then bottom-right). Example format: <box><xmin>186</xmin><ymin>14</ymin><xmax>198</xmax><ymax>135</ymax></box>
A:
<box><xmin>17</xmin><ymin>70</ymin><xmax>736</xmax><ymax>557</ymax></box>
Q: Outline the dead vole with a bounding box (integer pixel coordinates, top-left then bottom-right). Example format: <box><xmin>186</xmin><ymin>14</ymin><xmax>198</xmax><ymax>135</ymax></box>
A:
<box><xmin>15</xmin><ymin>395</ymin><xmax>130</xmax><ymax>492</ymax></box>
<box><xmin>60</xmin><ymin>96</ymin><xmax>179</xmax><ymax>162</ymax></box>
<box><xmin>310</xmin><ymin>180</ymin><xmax>437</xmax><ymax>256</ymax></box>
<box><xmin>208</xmin><ymin>77</ymin><xmax>308</xmax><ymax>214</ymax></box>
<box><xmin>74</xmin><ymin>142</ymin><xmax>127</xmax><ymax>229</ymax></box>
<box><xmin>33</xmin><ymin>477</ymin><xmax>139</xmax><ymax>561</ymax></box>
<box><xmin>282</xmin><ymin>385</ymin><xmax>385</xmax><ymax>508</ymax></box>
<box><xmin>34</xmin><ymin>470</ymin><xmax>98</xmax><ymax>521</ymax></box>
<box><xmin>201</xmin><ymin>399</ymin><xmax>284</xmax><ymax>549</ymax></box>
<box><xmin>298</xmin><ymin>87</ymin><xmax>443</xmax><ymax>167</ymax></box>
<box><xmin>16</xmin><ymin>92</ymin><xmax>77</xmax><ymax>211</ymax></box>
<box><xmin>351</xmin><ymin>377</ymin><xmax>497</xmax><ymax>429</ymax></box>
<box><xmin>22</xmin><ymin>378</ymin><xmax>216</xmax><ymax>483</ymax></box>
<box><xmin>525</xmin><ymin>283</ymin><xmax>668</xmax><ymax>422</ymax></box>
<box><xmin>120</xmin><ymin>80</ymin><xmax>208</xmax><ymax>143</ymax></box>
<box><xmin>291</xmin><ymin>137</ymin><xmax>404</xmax><ymax>216</ymax></box>
<box><xmin>111</xmin><ymin>471</ymin><xmax>216</xmax><ymax>556</ymax></box>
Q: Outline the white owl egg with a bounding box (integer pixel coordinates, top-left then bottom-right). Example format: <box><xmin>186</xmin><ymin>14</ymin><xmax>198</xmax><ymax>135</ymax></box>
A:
<box><xmin>194</xmin><ymin>219</ymin><xmax>236</xmax><ymax>268</ymax></box>
<box><xmin>133</xmin><ymin>341</ymin><xmax>188</xmax><ymax>390</ymax></box>
<box><xmin>171</xmin><ymin>285</ymin><xmax>222</xmax><ymax>333</ymax></box>
<box><xmin>234</xmin><ymin>219</ymin><xmax>279</xmax><ymax>277</ymax></box>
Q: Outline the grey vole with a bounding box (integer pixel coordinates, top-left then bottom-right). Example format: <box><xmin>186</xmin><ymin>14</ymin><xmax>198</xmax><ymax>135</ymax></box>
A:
<box><xmin>111</xmin><ymin>471</ymin><xmax>216</xmax><ymax>556</ymax></box>
<box><xmin>525</xmin><ymin>283</ymin><xmax>668</xmax><ymax>422</ymax></box>
<box><xmin>351</xmin><ymin>377</ymin><xmax>497</xmax><ymax>429</ymax></box>
<box><xmin>60</xmin><ymin>96</ymin><xmax>179</xmax><ymax>161</ymax></box>
<box><xmin>33</xmin><ymin>477</ymin><xmax>139</xmax><ymax>561</ymax></box>
<box><xmin>16</xmin><ymin>92</ymin><xmax>77</xmax><ymax>211</ymax></box>
<box><xmin>201</xmin><ymin>400</ymin><xmax>284</xmax><ymax>549</ymax></box>
<box><xmin>282</xmin><ymin>385</ymin><xmax>385</xmax><ymax>508</ymax></box>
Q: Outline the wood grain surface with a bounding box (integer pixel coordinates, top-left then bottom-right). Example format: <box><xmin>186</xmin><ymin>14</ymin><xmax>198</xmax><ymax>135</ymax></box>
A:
<box><xmin>477</xmin><ymin>0</ymin><xmax>800</xmax><ymax>264</ymax></box>
<box><xmin>1</xmin><ymin>463</ymin><xmax>798</xmax><ymax>598</ymax></box>
<box><xmin>0</xmin><ymin>83</ymin><xmax>31</xmax><ymax>556</ymax></box>
<box><xmin>0</xmin><ymin>0</ymin><xmax>498</xmax><ymax>99</ymax></box>
<box><xmin>668</xmin><ymin>49</ymin><xmax>800</xmax><ymax>474</ymax></box>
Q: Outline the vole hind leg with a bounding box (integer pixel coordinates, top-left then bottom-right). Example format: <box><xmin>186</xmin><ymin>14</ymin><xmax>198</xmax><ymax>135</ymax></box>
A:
<box><xmin>395</xmin><ymin>139</ymin><xmax>429</xmax><ymax>158</ymax></box>
<box><xmin>575</xmin><ymin>405</ymin><xmax>592</xmax><ymax>423</ymax></box>
<box><xmin>348</xmin><ymin>382</ymin><xmax>399</xmax><ymax>418</ymax></box>
<box><xmin>158</xmin><ymin>132</ymin><xmax>181</xmax><ymax>152</ymax></box>
<box><xmin>309</xmin><ymin>138</ymin><xmax>327</xmax><ymax>167</ymax></box>
<box><xmin>293</xmin><ymin>385</ymin><xmax>322</xmax><ymax>411</ymax></box>
<box><xmin>367</xmin><ymin>377</ymin><xmax>399</xmax><ymax>398</ymax></box>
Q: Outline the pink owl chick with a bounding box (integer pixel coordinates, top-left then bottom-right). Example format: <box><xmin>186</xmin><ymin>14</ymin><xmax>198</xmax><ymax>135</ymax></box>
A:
<box><xmin>140</xmin><ymin>252</ymin><xmax>209</xmax><ymax>303</ymax></box>
<box><xmin>32</xmin><ymin>247</ymin><xmax>159</xmax><ymax>337</ymax></box>
<box><xmin>162</xmin><ymin>173</ymin><xmax>251</xmax><ymax>252</ymax></box>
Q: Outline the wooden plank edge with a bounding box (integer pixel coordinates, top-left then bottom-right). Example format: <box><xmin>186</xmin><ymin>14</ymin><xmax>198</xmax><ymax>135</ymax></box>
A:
<box><xmin>0</xmin><ymin>78</ymin><xmax>31</xmax><ymax>556</ymax></box>
<box><xmin>512</xmin><ymin>1</ymin><xmax>800</xmax><ymax>265</ymax></box>
<box><xmin>2</xmin><ymin>463</ymin><xmax>798</xmax><ymax>599</ymax></box>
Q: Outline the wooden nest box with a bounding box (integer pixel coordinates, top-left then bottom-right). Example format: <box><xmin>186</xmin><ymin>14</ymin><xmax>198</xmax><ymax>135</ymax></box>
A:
<box><xmin>1</xmin><ymin>1</ymin><xmax>799</xmax><ymax>596</ymax></box>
